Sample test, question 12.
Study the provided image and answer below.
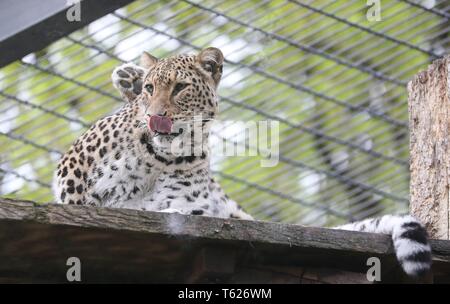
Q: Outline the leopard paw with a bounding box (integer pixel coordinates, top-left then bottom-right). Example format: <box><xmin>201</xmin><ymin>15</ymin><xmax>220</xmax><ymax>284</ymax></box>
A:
<box><xmin>160</xmin><ymin>208</ymin><xmax>183</xmax><ymax>214</ymax></box>
<box><xmin>112</xmin><ymin>63</ymin><xmax>145</xmax><ymax>102</ymax></box>
<box><xmin>230</xmin><ymin>210</ymin><xmax>254</xmax><ymax>220</ymax></box>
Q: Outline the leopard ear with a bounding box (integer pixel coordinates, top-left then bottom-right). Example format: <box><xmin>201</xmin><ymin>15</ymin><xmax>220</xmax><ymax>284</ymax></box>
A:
<box><xmin>196</xmin><ymin>47</ymin><xmax>224</xmax><ymax>87</ymax></box>
<box><xmin>140</xmin><ymin>51</ymin><xmax>158</xmax><ymax>69</ymax></box>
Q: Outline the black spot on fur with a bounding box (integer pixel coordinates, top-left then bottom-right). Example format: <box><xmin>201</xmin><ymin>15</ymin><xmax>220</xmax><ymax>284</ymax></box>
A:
<box><xmin>373</xmin><ymin>217</ymin><xmax>381</xmax><ymax>227</ymax></box>
<box><xmin>165</xmin><ymin>186</ymin><xmax>181</xmax><ymax>191</ymax></box>
<box><xmin>76</xmin><ymin>184</ymin><xmax>83</xmax><ymax>194</ymax></box>
<box><xmin>97</xmin><ymin>168</ymin><xmax>104</xmax><ymax>178</ymax></box>
<box><xmin>402</xmin><ymin>250</ymin><xmax>432</xmax><ymax>263</ymax></box>
<box><xmin>99</xmin><ymin>146</ymin><xmax>107</xmax><ymax>158</ymax></box>
<box><xmin>60</xmin><ymin>191</ymin><xmax>66</xmax><ymax>201</ymax></box>
<box><xmin>401</xmin><ymin>221</ymin><xmax>422</xmax><ymax>230</ymax></box>
<box><xmin>92</xmin><ymin>193</ymin><xmax>101</xmax><ymax>201</ymax></box>
<box><xmin>399</xmin><ymin>224</ymin><xmax>429</xmax><ymax>245</ymax></box>
<box><xmin>62</xmin><ymin>167</ymin><xmax>68</xmax><ymax>178</ymax></box>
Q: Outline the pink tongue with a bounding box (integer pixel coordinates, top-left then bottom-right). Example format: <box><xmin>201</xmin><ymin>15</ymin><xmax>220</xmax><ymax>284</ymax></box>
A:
<box><xmin>148</xmin><ymin>115</ymin><xmax>173</xmax><ymax>134</ymax></box>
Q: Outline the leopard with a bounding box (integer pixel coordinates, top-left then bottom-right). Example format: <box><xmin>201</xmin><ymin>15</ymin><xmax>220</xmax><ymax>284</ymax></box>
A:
<box><xmin>53</xmin><ymin>47</ymin><xmax>431</xmax><ymax>278</ymax></box>
<box><xmin>53</xmin><ymin>47</ymin><xmax>250</xmax><ymax>219</ymax></box>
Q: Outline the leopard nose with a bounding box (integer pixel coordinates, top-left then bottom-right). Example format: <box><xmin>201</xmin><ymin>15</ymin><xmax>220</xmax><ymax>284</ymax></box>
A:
<box><xmin>147</xmin><ymin>112</ymin><xmax>168</xmax><ymax>119</ymax></box>
<box><xmin>156</xmin><ymin>111</ymin><xmax>168</xmax><ymax>117</ymax></box>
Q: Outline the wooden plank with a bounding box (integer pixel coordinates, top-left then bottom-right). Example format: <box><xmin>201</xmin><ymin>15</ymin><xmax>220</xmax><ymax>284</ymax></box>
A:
<box><xmin>408</xmin><ymin>55</ymin><xmax>450</xmax><ymax>240</ymax></box>
<box><xmin>0</xmin><ymin>198</ymin><xmax>449</xmax><ymax>283</ymax></box>
<box><xmin>0</xmin><ymin>198</ymin><xmax>394</xmax><ymax>254</ymax></box>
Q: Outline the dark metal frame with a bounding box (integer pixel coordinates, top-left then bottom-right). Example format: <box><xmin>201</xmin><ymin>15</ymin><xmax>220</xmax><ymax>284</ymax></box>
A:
<box><xmin>0</xmin><ymin>0</ymin><xmax>134</xmax><ymax>68</ymax></box>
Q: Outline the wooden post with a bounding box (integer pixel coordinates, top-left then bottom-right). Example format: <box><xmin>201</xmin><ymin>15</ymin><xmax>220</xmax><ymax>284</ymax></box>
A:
<box><xmin>408</xmin><ymin>55</ymin><xmax>450</xmax><ymax>240</ymax></box>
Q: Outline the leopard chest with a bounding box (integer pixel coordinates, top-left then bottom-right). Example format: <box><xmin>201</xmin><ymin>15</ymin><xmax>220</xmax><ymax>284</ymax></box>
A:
<box><xmin>87</xmin><ymin>143</ymin><xmax>157</xmax><ymax>207</ymax></box>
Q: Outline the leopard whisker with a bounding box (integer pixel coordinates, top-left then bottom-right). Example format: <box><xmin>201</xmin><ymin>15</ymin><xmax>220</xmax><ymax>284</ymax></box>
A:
<box><xmin>174</xmin><ymin>118</ymin><xmax>216</xmax><ymax>123</ymax></box>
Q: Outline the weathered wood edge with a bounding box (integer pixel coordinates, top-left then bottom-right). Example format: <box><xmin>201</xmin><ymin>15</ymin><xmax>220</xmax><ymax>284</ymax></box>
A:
<box><xmin>0</xmin><ymin>198</ymin><xmax>449</xmax><ymax>261</ymax></box>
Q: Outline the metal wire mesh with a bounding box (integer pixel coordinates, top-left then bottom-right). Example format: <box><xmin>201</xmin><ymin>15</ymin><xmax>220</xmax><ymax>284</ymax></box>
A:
<box><xmin>1</xmin><ymin>0</ymin><xmax>449</xmax><ymax>226</ymax></box>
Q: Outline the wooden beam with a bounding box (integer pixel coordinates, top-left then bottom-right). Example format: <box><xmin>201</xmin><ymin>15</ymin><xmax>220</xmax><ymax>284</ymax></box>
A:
<box><xmin>408</xmin><ymin>55</ymin><xmax>450</xmax><ymax>240</ymax></box>
<box><xmin>186</xmin><ymin>247</ymin><xmax>237</xmax><ymax>283</ymax></box>
<box><xmin>0</xmin><ymin>198</ymin><xmax>449</xmax><ymax>283</ymax></box>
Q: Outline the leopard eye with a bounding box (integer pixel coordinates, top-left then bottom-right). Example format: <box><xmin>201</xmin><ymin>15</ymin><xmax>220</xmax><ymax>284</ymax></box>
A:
<box><xmin>202</xmin><ymin>60</ymin><xmax>217</xmax><ymax>73</ymax></box>
<box><xmin>173</xmin><ymin>83</ymin><xmax>189</xmax><ymax>96</ymax></box>
<box><xmin>203</xmin><ymin>63</ymin><xmax>213</xmax><ymax>73</ymax></box>
<box><xmin>145</xmin><ymin>84</ymin><xmax>154</xmax><ymax>95</ymax></box>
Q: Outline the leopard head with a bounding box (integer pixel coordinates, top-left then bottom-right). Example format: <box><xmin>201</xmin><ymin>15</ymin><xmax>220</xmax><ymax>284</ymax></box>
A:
<box><xmin>138</xmin><ymin>47</ymin><xmax>224</xmax><ymax>154</ymax></box>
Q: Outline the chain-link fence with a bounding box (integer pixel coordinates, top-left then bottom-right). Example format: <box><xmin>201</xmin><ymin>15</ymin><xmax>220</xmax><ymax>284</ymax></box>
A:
<box><xmin>1</xmin><ymin>0</ymin><xmax>449</xmax><ymax>226</ymax></box>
